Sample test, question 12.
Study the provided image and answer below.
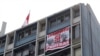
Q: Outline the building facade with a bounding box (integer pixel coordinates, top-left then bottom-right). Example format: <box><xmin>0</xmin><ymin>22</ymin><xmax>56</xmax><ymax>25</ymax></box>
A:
<box><xmin>0</xmin><ymin>3</ymin><xmax>100</xmax><ymax>56</ymax></box>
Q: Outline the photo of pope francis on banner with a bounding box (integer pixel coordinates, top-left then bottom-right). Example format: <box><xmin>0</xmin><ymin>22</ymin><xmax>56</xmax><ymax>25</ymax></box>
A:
<box><xmin>46</xmin><ymin>27</ymin><xmax>70</xmax><ymax>51</ymax></box>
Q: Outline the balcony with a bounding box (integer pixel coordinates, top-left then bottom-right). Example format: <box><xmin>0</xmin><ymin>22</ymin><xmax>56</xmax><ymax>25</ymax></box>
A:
<box><xmin>15</xmin><ymin>23</ymin><xmax>37</xmax><ymax>47</ymax></box>
<box><xmin>15</xmin><ymin>34</ymin><xmax>36</xmax><ymax>47</ymax></box>
<box><xmin>47</xmin><ymin>20</ymin><xmax>70</xmax><ymax>33</ymax></box>
<box><xmin>47</xmin><ymin>9</ymin><xmax>70</xmax><ymax>33</ymax></box>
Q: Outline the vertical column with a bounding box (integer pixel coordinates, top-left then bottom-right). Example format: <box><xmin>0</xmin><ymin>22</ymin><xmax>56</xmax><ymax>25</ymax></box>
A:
<box><xmin>80</xmin><ymin>4</ymin><xmax>83</xmax><ymax>56</ymax></box>
<box><xmin>70</xmin><ymin>7</ymin><xmax>73</xmax><ymax>56</ymax></box>
<box><xmin>4</xmin><ymin>35</ymin><xmax>8</xmax><ymax>56</ymax></box>
<box><xmin>44</xmin><ymin>18</ymin><xmax>47</xmax><ymax>56</ymax></box>
<box><xmin>4</xmin><ymin>32</ymin><xmax>15</xmax><ymax>56</ymax></box>
<box><xmin>11</xmin><ymin>31</ymin><xmax>16</xmax><ymax>56</ymax></box>
<box><xmin>35</xmin><ymin>22</ymin><xmax>39</xmax><ymax>56</ymax></box>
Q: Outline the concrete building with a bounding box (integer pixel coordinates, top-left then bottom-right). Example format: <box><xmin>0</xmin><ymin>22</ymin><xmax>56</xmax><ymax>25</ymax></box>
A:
<box><xmin>0</xmin><ymin>3</ymin><xmax>100</xmax><ymax>56</ymax></box>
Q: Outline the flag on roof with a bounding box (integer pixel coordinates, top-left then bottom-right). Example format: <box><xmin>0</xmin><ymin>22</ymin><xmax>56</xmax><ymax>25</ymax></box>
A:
<box><xmin>22</xmin><ymin>12</ymin><xmax>30</xmax><ymax>27</ymax></box>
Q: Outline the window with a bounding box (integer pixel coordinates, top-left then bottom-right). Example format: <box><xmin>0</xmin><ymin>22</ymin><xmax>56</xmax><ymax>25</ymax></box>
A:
<box><xmin>73</xmin><ymin>8</ymin><xmax>80</xmax><ymax>18</ymax></box>
<box><xmin>74</xmin><ymin>48</ymin><xmax>81</xmax><ymax>56</ymax></box>
<box><xmin>9</xmin><ymin>36</ymin><xmax>14</xmax><ymax>44</ymax></box>
<box><xmin>15</xmin><ymin>49</ymin><xmax>29</xmax><ymax>56</ymax></box>
<box><xmin>40</xmin><ymin>23</ymin><xmax>45</xmax><ymax>32</ymax></box>
<box><xmin>73</xmin><ymin>24</ymin><xmax>80</xmax><ymax>39</ymax></box>
<box><xmin>19</xmin><ymin>32</ymin><xmax>24</xmax><ymax>40</ymax></box>
<box><xmin>25</xmin><ymin>29</ymin><xmax>31</xmax><ymax>37</ymax></box>
<box><xmin>64</xmin><ymin>14</ymin><xmax>70</xmax><ymax>21</ymax></box>
<box><xmin>57</xmin><ymin>16</ymin><xmax>64</xmax><ymax>24</ymax></box>
<box><xmin>0</xmin><ymin>55</ymin><xmax>3</xmax><ymax>56</ymax></box>
<box><xmin>31</xmin><ymin>27</ymin><xmax>36</xmax><ymax>35</ymax></box>
<box><xmin>22</xmin><ymin>49</ymin><xmax>29</xmax><ymax>56</ymax></box>
<box><xmin>38</xmin><ymin>40</ymin><xmax>45</xmax><ymax>55</ymax></box>
<box><xmin>0</xmin><ymin>39</ymin><xmax>5</xmax><ymax>48</ymax></box>
<box><xmin>49</xmin><ymin>19</ymin><xmax>57</xmax><ymax>27</ymax></box>
<box><xmin>15</xmin><ymin>52</ymin><xmax>21</xmax><ymax>56</ymax></box>
<box><xmin>29</xmin><ymin>43</ymin><xmax>35</xmax><ymax>56</ymax></box>
<box><xmin>49</xmin><ymin>13</ymin><xmax>70</xmax><ymax>28</ymax></box>
<box><xmin>17</xmin><ymin>26</ymin><xmax>36</xmax><ymax>41</ymax></box>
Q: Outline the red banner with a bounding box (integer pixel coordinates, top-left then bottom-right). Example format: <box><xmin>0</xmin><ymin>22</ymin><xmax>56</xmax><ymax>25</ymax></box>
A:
<box><xmin>46</xmin><ymin>27</ymin><xmax>70</xmax><ymax>51</ymax></box>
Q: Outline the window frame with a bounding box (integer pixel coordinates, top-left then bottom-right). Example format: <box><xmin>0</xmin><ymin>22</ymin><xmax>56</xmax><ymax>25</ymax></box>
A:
<box><xmin>38</xmin><ymin>39</ymin><xmax>45</xmax><ymax>55</ymax></box>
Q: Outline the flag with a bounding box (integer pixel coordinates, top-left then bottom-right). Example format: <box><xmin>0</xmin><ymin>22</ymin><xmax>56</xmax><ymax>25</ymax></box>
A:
<box><xmin>22</xmin><ymin>12</ymin><xmax>30</xmax><ymax>27</ymax></box>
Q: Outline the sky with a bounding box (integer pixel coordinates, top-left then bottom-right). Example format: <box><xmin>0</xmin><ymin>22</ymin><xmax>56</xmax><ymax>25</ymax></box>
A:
<box><xmin>0</xmin><ymin>0</ymin><xmax>100</xmax><ymax>34</ymax></box>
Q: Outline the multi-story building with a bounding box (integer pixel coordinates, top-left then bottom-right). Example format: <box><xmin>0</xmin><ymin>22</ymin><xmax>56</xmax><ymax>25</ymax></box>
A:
<box><xmin>0</xmin><ymin>3</ymin><xmax>100</xmax><ymax>56</ymax></box>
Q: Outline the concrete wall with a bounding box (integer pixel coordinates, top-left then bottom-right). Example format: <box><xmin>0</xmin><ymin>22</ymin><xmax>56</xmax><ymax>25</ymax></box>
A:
<box><xmin>81</xmin><ymin>4</ymin><xmax>100</xmax><ymax>56</ymax></box>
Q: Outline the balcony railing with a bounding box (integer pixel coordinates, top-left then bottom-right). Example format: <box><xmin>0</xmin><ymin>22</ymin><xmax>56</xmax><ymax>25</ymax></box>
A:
<box><xmin>15</xmin><ymin>34</ymin><xmax>36</xmax><ymax>47</ymax></box>
<box><xmin>48</xmin><ymin>20</ymin><xmax>70</xmax><ymax>33</ymax></box>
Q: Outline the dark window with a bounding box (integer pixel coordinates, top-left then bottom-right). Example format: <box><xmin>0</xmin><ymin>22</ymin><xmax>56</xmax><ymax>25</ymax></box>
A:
<box><xmin>25</xmin><ymin>29</ymin><xmax>31</xmax><ymax>37</ymax></box>
<box><xmin>0</xmin><ymin>55</ymin><xmax>3</xmax><ymax>56</ymax></box>
<box><xmin>19</xmin><ymin>32</ymin><xmax>24</xmax><ymax>39</ymax></box>
<box><xmin>15</xmin><ymin>49</ymin><xmax>29</xmax><ymax>56</ymax></box>
<box><xmin>29</xmin><ymin>43</ymin><xmax>35</xmax><ymax>56</ymax></box>
<box><xmin>15</xmin><ymin>52</ymin><xmax>21</xmax><ymax>56</ymax></box>
<box><xmin>1</xmin><ymin>39</ymin><xmax>5</xmax><ymax>48</ymax></box>
<box><xmin>73</xmin><ymin>24</ymin><xmax>80</xmax><ymax>39</ymax></box>
<box><xmin>17</xmin><ymin>26</ymin><xmax>36</xmax><ymax>41</ymax></box>
<box><xmin>22</xmin><ymin>49</ymin><xmax>29</xmax><ymax>56</ymax></box>
<box><xmin>49</xmin><ymin>19</ymin><xmax>56</xmax><ymax>27</ymax></box>
<box><xmin>15</xmin><ymin>45</ymin><xmax>34</xmax><ymax>56</ymax></box>
<box><xmin>9</xmin><ymin>36</ymin><xmax>14</xmax><ymax>44</ymax></box>
<box><xmin>31</xmin><ymin>27</ymin><xmax>36</xmax><ymax>35</ymax></box>
<box><xmin>40</xmin><ymin>23</ymin><xmax>45</xmax><ymax>32</ymax></box>
<box><xmin>57</xmin><ymin>16</ymin><xmax>64</xmax><ymax>24</ymax></box>
<box><xmin>64</xmin><ymin>14</ymin><xmax>70</xmax><ymax>21</ymax></box>
<box><xmin>38</xmin><ymin>40</ymin><xmax>45</xmax><ymax>55</ymax></box>
<box><xmin>73</xmin><ymin>8</ymin><xmax>80</xmax><ymax>18</ymax></box>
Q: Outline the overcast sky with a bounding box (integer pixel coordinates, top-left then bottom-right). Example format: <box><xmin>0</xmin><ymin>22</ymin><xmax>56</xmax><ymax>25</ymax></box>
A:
<box><xmin>0</xmin><ymin>0</ymin><xmax>100</xmax><ymax>34</ymax></box>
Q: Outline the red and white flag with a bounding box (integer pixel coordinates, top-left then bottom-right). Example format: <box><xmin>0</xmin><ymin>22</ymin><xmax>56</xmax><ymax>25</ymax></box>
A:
<box><xmin>22</xmin><ymin>12</ymin><xmax>30</xmax><ymax>27</ymax></box>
